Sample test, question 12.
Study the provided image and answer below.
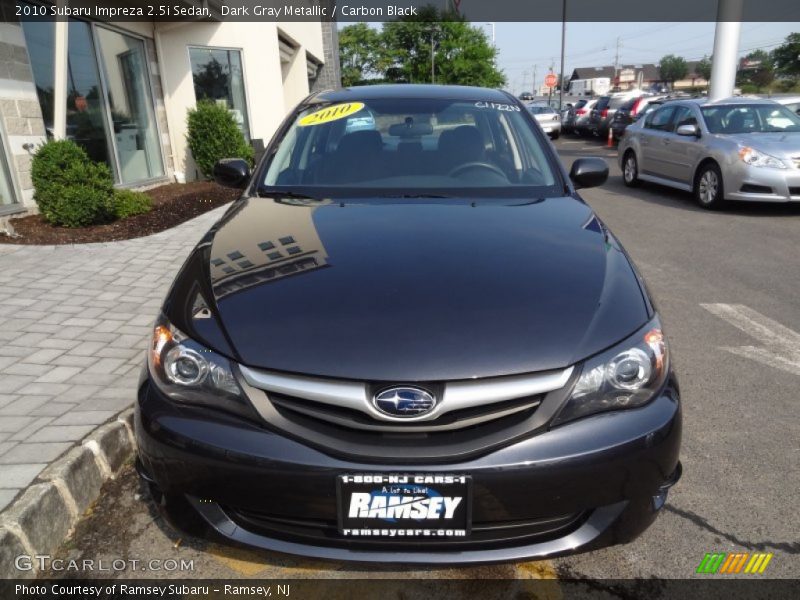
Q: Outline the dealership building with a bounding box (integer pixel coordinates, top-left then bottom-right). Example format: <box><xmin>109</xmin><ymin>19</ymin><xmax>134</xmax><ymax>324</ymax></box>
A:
<box><xmin>0</xmin><ymin>4</ymin><xmax>339</xmax><ymax>216</ymax></box>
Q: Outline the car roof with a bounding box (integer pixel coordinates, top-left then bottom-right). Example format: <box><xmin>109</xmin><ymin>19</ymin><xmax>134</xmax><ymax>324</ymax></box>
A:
<box><xmin>674</xmin><ymin>96</ymin><xmax>783</xmax><ymax>107</ymax></box>
<box><xmin>308</xmin><ymin>84</ymin><xmax>513</xmax><ymax>104</ymax></box>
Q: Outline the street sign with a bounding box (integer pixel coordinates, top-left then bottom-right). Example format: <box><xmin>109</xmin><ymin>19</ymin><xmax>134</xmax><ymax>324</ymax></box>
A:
<box><xmin>544</xmin><ymin>73</ymin><xmax>558</xmax><ymax>88</ymax></box>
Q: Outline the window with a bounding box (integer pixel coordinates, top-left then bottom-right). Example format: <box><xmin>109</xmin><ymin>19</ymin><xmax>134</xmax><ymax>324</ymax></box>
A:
<box><xmin>189</xmin><ymin>47</ymin><xmax>250</xmax><ymax>140</ymax></box>
<box><xmin>21</xmin><ymin>19</ymin><xmax>165</xmax><ymax>184</ymax></box>
<box><xmin>670</xmin><ymin>107</ymin><xmax>696</xmax><ymax>132</ymax></box>
<box><xmin>258</xmin><ymin>241</ymin><xmax>275</xmax><ymax>251</ymax></box>
<box><xmin>227</xmin><ymin>251</ymin><xmax>244</xmax><ymax>260</ymax></box>
<box><xmin>95</xmin><ymin>27</ymin><xmax>164</xmax><ymax>183</ymax></box>
<box><xmin>262</xmin><ymin>98</ymin><xmax>559</xmax><ymax>193</ymax></box>
<box><xmin>0</xmin><ymin>134</ymin><xmax>17</xmax><ymax>207</ymax></box>
<box><xmin>279</xmin><ymin>236</ymin><xmax>295</xmax><ymax>245</ymax></box>
<box><xmin>701</xmin><ymin>104</ymin><xmax>800</xmax><ymax>134</ymax></box>
<box><xmin>645</xmin><ymin>106</ymin><xmax>676</xmax><ymax>131</ymax></box>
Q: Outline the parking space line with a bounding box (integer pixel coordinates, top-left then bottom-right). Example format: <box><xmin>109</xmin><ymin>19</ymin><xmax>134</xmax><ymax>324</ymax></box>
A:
<box><xmin>701</xmin><ymin>303</ymin><xmax>800</xmax><ymax>376</ymax></box>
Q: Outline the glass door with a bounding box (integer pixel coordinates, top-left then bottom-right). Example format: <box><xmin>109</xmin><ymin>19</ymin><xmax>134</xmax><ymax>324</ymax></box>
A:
<box><xmin>95</xmin><ymin>26</ymin><xmax>164</xmax><ymax>183</ymax></box>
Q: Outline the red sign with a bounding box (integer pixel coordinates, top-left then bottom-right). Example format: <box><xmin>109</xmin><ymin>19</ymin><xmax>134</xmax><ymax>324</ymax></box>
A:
<box><xmin>544</xmin><ymin>73</ymin><xmax>558</xmax><ymax>88</ymax></box>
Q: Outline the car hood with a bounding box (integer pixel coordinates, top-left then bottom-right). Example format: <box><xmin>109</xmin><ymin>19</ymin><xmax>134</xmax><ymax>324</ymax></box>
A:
<box><xmin>719</xmin><ymin>132</ymin><xmax>800</xmax><ymax>157</ymax></box>
<box><xmin>199</xmin><ymin>196</ymin><xmax>649</xmax><ymax>381</ymax></box>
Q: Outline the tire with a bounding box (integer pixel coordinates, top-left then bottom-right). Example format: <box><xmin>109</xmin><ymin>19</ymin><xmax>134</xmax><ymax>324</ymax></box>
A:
<box><xmin>694</xmin><ymin>162</ymin><xmax>725</xmax><ymax>210</ymax></box>
<box><xmin>551</xmin><ymin>131</ymin><xmax>560</xmax><ymax>140</ymax></box>
<box><xmin>622</xmin><ymin>150</ymin><xmax>640</xmax><ymax>187</ymax></box>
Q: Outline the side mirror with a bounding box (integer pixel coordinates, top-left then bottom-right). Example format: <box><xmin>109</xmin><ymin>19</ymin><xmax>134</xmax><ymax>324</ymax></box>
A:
<box><xmin>213</xmin><ymin>158</ymin><xmax>250</xmax><ymax>189</ymax></box>
<box><xmin>676</xmin><ymin>124</ymin><xmax>700</xmax><ymax>137</ymax></box>
<box><xmin>570</xmin><ymin>157</ymin><xmax>608</xmax><ymax>189</ymax></box>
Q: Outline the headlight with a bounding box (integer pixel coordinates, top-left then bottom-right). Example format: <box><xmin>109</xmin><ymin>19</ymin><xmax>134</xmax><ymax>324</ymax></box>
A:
<box><xmin>552</xmin><ymin>319</ymin><xmax>670</xmax><ymax>426</ymax></box>
<box><xmin>148</xmin><ymin>316</ymin><xmax>252</xmax><ymax>417</ymax></box>
<box><xmin>738</xmin><ymin>147</ymin><xmax>786</xmax><ymax>169</ymax></box>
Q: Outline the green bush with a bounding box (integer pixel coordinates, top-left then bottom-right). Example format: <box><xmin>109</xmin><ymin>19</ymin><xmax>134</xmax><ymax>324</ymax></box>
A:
<box><xmin>111</xmin><ymin>188</ymin><xmax>152</xmax><ymax>219</ymax></box>
<box><xmin>186</xmin><ymin>100</ymin><xmax>254</xmax><ymax>179</ymax></box>
<box><xmin>31</xmin><ymin>140</ymin><xmax>115</xmax><ymax>227</ymax></box>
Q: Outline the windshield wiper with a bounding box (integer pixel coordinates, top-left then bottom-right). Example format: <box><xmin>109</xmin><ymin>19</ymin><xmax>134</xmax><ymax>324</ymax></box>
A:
<box><xmin>256</xmin><ymin>187</ymin><xmax>323</xmax><ymax>201</ymax></box>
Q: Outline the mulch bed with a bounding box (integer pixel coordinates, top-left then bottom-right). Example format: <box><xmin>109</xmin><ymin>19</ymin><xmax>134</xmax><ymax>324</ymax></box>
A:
<box><xmin>0</xmin><ymin>181</ymin><xmax>239</xmax><ymax>245</ymax></box>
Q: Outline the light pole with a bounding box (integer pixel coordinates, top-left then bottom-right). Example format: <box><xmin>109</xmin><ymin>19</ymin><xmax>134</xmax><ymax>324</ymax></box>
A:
<box><xmin>709</xmin><ymin>0</ymin><xmax>743</xmax><ymax>100</ymax></box>
<box><xmin>430</xmin><ymin>24</ymin><xmax>441</xmax><ymax>83</ymax></box>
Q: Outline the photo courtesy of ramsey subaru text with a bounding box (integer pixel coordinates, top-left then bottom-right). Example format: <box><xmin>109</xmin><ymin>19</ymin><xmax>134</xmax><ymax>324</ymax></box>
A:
<box><xmin>136</xmin><ymin>85</ymin><xmax>682</xmax><ymax>564</ymax></box>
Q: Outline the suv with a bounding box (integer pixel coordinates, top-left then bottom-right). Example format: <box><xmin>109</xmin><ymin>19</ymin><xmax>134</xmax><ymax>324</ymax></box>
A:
<box><xmin>590</xmin><ymin>95</ymin><xmax>636</xmax><ymax>139</ymax></box>
<box><xmin>611</xmin><ymin>96</ymin><xmax>666</xmax><ymax>141</ymax></box>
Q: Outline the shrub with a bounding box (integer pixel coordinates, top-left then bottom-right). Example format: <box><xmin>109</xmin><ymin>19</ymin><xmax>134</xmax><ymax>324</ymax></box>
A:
<box><xmin>31</xmin><ymin>140</ymin><xmax>115</xmax><ymax>227</ymax></box>
<box><xmin>186</xmin><ymin>100</ymin><xmax>254</xmax><ymax>179</ymax></box>
<box><xmin>111</xmin><ymin>188</ymin><xmax>152</xmax><ymax>219</ymax></box>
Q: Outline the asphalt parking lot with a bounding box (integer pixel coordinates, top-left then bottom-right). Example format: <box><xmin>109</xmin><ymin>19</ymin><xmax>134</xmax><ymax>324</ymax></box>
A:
<box><xmin>40</xmin><ymin>135</ymin><xmax>800</xmax><ymax>585</ymax></box>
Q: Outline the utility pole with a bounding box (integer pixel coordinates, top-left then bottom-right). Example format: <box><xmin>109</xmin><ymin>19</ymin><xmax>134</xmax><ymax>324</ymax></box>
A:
<box><xmin>522</xmin><ymin>71</ymin><xmax>529</xmax><ymax>95</ymax></box>
<box><xmin>532</xmin><ymin>65</ymin><xmax>537</xmax><ymax>95</ymax></box>
<box><xmin>558</xmin><ymin>0</ymin><xmax>567</xmax><ymax>111</ymax></box>
<box><xmin>613</xmin><ymin>36</ymin><xmax>622</xmax><ymax>86</ymax></box>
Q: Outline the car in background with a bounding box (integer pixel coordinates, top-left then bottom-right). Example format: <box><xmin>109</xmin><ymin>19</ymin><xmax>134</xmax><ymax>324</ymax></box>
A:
<box><xmin>589</xmin><ymin>95</ymin><xmax>638</xmax><ymax>139</ymax></box>
<box><xmin>774</xmin><ymin>96</ymin><xmax>800</xmax><ymax>116</ymax></box>
<box><xmin>569</xmin><ymin>98</ymin><xmax>599</xmax><ymax>136</ymax></box>
<box><xmin>519</xmin><ymin>91</ymin><xmax>535</xmax><ymax>102</ymax></box>
<box><xmin>611</xmin><ymin>95</ymin><xmax>666</xmax><ymax>141</ymax></box>
<box><xmin>527</xmin><ymin>104</ymin><xmax>562</xmax><ymax>139</ymax></box>
<box><xmin>619</xmin><ymin>97</ymin><xmax>800</xmax><ymax>209</ymax></box>
<box><xmin>563</xmin><ymin>98</ymin><xmax>588</xmax><ymax>133</ymax></box>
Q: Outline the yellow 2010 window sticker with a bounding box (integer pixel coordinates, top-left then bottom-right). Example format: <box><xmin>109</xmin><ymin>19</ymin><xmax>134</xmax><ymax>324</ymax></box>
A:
<box><xmin>298</xmin><ymin>102</ymin><xmax>365</xmax><ymax>127</ymax></box>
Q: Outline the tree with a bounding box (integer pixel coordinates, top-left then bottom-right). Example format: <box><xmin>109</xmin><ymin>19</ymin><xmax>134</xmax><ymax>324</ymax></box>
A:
<box><xmin>772</xmin><ymin>32</ymin><xmax>800</xmax><ymax>78</ymax></box>
<box><xmin>696</xmin><ymin>55</ymin><xmax>712</xmax><ymax>82</ymax></box>
<box><xmin>738</xmin><ymin>50</ymin><xmax>775</xmax><ymax>92</ymax></box>
<box><xmin>659</xmin><ymin>55</ymin><xmax>688</xmax><ymax>89</ymax></box>
<box><xmin>338</xmin><ymin>23</ymin><xmax>385</xmax><ymax>87</ymax></box>
<box><xmin>339</xmin><ymin>7</ymin><xmax>505</xmax><ymax>88</ymax></box>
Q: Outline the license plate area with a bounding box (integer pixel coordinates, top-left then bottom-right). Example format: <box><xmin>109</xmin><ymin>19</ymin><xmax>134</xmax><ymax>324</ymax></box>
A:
<box><xmin>337</xmin><ymin>473</ymin><xmax>471</xmax><ymax>539</ymax></box>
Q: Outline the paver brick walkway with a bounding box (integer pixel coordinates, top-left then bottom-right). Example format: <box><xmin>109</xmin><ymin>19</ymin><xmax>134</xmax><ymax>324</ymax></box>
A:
<box><xmin>0</xmin><ymin>205</ymin><xmax>229</xmax><ymax>511</ymax></box>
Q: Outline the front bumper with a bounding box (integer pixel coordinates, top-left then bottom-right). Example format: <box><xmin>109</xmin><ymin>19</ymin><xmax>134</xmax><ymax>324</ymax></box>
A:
<box><xmin>723</xmin><ymin>161</ymin><xmax>800</xmax><ymax>202</ymax></box>
<box><xmin>135</xmin><ymin>376</ymin><xmax>681</xmax><ymax>564</ymax></box>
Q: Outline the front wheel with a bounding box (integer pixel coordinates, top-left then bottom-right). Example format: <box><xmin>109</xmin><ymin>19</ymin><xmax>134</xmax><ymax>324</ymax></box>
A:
<box><xmin>694</xmin><ymin>163</ymin><xmax>725</xmax><ymax>210</ymax></box>
<box><xmin>622</xmin><ymin>151</ymin><xmax>640</xmax><ymax>187</ymax></box>
<box><xmin>550</xmin><ymin>131</ymin><xmax>560</xmax><ymax>140</ymax></box>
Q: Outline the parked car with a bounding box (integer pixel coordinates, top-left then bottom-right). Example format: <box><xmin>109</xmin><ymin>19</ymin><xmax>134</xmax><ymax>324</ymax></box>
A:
<box><xmin>137</xmin><ymin>84</ymin><xmax>682</xmax><ymax>564</ymax></box>
<box><xmin>611</xmin><ymin>95</ymin><xmax>666</xmax><ymax>141</ymax></box>
<box><xmin>527</xmin><ymin>104</ymin><xmax>562</xmax><ymax>139</ymax></box>
<box><xmin>589</xmin><ymin>94</ymin><xmax>642</xmax><ymax>139</ymax></box>
<box><xmin>570</xmin><ymin>98</ymin><xmax>599</xmax><ymax>136</ymax></box>
<box><xmin>519</xmin><ymin>91</ymin><xmax>535</xmax><ymax>102</ymax></box>
<box><xmin>563</xmin><ymin>98</ymin><xmax>588</xmax><ymax>133</ymax></box>
<box><xmin>619</xmin><ymin>97</ymin><xmax>800</xmax><ymax>209</ymax></box>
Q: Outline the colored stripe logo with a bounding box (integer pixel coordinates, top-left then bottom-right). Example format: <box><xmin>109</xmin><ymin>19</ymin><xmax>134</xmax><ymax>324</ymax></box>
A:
<box><xmin>696</xmin><ymin>552</ymin><xmax>773</xmax><ymax>574</ymax></box>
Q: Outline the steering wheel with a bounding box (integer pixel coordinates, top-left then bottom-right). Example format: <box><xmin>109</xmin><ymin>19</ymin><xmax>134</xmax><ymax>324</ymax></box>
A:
<box><xmin>448</xmin><ymin>161</ymin><xmax>508</xmax><ymax>180</ymax></box>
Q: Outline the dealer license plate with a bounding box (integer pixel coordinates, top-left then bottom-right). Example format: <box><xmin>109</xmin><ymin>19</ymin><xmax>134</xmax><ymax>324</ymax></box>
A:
<box><xmin>337</xmin><ymin>473</ymin><xmax>471</xmax><ymax>539</ymax></box>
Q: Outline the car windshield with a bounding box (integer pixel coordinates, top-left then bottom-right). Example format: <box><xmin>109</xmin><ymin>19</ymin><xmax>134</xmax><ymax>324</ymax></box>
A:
<box><xmin>261</xmin><ymin>98</ymin><xmax>559</xmax><ymax>196</ymax></box>
<box><xmin>528</xmin><ymin>106</ymin><xmax>555</xmax><ymax>114</ymax></box>
<box><xmin>701</xmin><ymin>104</ymin><xmax>800</xmax><ymax>134</ymax></box>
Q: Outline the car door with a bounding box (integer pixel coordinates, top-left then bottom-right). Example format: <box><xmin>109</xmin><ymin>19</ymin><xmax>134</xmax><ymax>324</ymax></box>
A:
<box><xmin>637</xmin><ymin>105</ymin><xmax>677</xmax><ymax>178</ymax></box>
<box><xmin>659</xmin><ymin>105</ymin><xmax>703</xmax><ymax>184</ymax></box>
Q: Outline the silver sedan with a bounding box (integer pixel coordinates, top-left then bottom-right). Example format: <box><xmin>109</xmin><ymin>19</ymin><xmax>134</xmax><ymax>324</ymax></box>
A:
<box><xmin>527</xmin><ymin>104</ymin><xmax>562</xmax><ymax>139</ymax></box>
<box><xmin>618</xmin><ymin>97</ymin><xmax>800</xmax><ymax>209</ymax></box>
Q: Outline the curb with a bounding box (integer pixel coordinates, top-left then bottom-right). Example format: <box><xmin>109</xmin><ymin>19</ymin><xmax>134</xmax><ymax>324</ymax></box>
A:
<box><xmin>0</xmin><ymin>409</ymin><xmax>136</xmax><ymax>579</ymax></box>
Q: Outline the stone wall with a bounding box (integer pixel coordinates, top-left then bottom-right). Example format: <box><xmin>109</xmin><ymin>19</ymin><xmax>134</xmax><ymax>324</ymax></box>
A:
<box><xmin>311</xmin><ymin>22</ymin><xmax>341</xmax><ymax>93</ymax></box>
<box><xmin>0</xmin><ymin>17</ymin><xmax>47</xmax><ymax>212</ymax></box>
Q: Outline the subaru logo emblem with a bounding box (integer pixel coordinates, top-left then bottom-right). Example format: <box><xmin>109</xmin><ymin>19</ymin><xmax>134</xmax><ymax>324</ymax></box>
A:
<box><xmin>373</xmin><ymin>387</ymin><xmax>436</xmax><ymax>418</ymax></box>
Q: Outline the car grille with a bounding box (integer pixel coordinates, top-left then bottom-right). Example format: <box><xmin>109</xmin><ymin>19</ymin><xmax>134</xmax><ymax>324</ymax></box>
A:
<box><xmin>238</xmin><ymin>365</ymin><xmax>575</xmax><ymax>463</ymax></box>
<box><xmin>224</xmin><ymin>505</ymin><xmax>588</xmax><ymax>551</ymax></box>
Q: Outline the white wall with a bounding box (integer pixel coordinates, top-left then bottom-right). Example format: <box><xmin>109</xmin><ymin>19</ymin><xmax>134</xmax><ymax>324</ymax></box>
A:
<box><xmin>155</xmin><ymin>22</ymin><xmax>324</xmax><ymax>181</ymax></box>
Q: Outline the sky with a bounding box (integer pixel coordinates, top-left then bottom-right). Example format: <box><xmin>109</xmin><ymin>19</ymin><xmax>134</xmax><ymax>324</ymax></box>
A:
<box><xmin>492</xmin><ymin>22</ymin><xmax>799</xmax><ymax>95</ymax></box>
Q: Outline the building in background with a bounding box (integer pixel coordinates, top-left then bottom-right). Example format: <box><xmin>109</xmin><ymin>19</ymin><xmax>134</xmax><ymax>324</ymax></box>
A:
<box><xmin>0</xmin><ymin>6</ymin><xmax>340</xmax><ymax>216</ymax></box>
<box><xmin>568</xmin><ymin>63</ymin><xmax>707</xmax><ymax>94</ymax></box>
